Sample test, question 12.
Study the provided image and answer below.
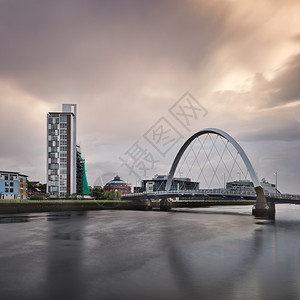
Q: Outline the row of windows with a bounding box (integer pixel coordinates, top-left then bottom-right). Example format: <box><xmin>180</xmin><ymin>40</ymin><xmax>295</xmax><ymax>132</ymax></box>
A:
<box><xmin>60</xmin><ymin>115</ymin><xmax>67</xmax><ymax>122</ymax></box>
<box><xmin>49</xmin><ymin>152</ymin><xmax>59</xmax><ymax>158</ymax></box>
<box><xmin>49</xmin><ymin>163</ymin><xmax>59</xmax><ymax>170</ymax></box>
<box><xmin>48</xmin><ymin>141</ymin><xmax>59</xmax><ymax>147</ymax></box>
<box><xmin>49</xmin><ymin>175</ymin><xmax>59</xmax><ymax>181</ymax></box>
<box><xmin>48</xmin><ymin>181</ymin><xmax>59</xmax><ymax>186</ymax></box>
<box><xmin>49</xmin><ymin>136</ymin><xmax>58</xmax><ymax>141</ymax></box>
<box><xmin>4</xmin><ymin>188</ymin><xmax>14</xmax><ymax>193</ymax></box>
<box><xmin>48</xmin><ymin>170</ymin><xmax>58</xmax><ymax>175</ymax></box>
<box><xmin>49</xmin><ymin>124</ymin><xmax>59</xmax><ymax>130</ymax></box>
<box><xmin>48</xmin><ymin>151</ymin><xmax>67</xmax><ymax>158</ymax></box>
<box><xmin>49</xmin><ymin>186</ymin><xmax>58</xmax><ymax>192</ymax></box>
<box><xmin>1</xmin><ymin>175</ymin><xmax>15</xmax><ymax>180</ymax></box>
<box><xmin>4</xmin><ymin>182</ymin><xmax>14</xmax><ymax>187</ymax></box>
<box><xmin>48</xmin><ymin>129</ymin><xmax>58</xmax><ymax>136</ymax></box>
<box><xmin>49</xmin><ymin>116</ymin><xmax>59</xmax><ymax>124</ymax></box>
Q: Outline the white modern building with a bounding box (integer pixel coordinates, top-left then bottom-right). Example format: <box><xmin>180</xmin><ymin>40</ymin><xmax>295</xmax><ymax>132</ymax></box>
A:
<box><xmin>46</xmin><ymin>104</ymin><xmax>77</xmax><ymax>198</ymax></box>
<box><xmin>226</xmin><ymin>178</ymin><xmax>278</xmax><ymax>195</ymax></box>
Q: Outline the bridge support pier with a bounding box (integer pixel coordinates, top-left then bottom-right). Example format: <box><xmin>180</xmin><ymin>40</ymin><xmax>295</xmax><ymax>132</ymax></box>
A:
<box><xmin>130</xmin><ymin>199</ymin><xmax>152</xmax><ymax>210</ymax></box>
<box><xmin>252</xmin><ymin>186</ymin><xmax>275</xmax><ymax>219</ymax></box>
<box><xmin>160</xmin><ymin>198</ymin><xmax>172</xmax><ymax>211</ymax></box>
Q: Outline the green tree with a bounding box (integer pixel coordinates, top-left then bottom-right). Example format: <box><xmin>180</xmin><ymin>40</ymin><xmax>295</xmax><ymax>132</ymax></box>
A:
<box><xmin>91</xmin><ymin>188</ymin><xmax>105</xmax><ymax>199</ymax></box>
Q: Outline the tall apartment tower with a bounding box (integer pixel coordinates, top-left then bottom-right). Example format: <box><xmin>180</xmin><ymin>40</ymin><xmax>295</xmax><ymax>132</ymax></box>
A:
<box><xmin>47</xmin><ymin>104</ymin><xmax>77</xmax><ymax>198</ymax></box>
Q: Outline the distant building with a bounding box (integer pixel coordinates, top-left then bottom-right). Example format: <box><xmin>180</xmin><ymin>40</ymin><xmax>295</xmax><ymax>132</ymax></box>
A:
<box><xmin>226</xmin><ymin>179</ymin><xmax>279</xmax><ymax>195</ymax></box>
<box><xmin>104</xmin><ymin>176</ymin><xmax>131</xmax><ymax>195</ymax></box>
<box><xmin>0</xmin><ymin>171</ymin><xmax>28</xmax><ymax>199</ymax></box>
<box><xmin>226</xmin><ymin>180</ymin><xmax>254</xmax><ymax>193</ymax></box>
<box><xmin>46</xmin><ymin>104</ymin><xmax>77</xmax><ymax>198</ymax></box>
<box><xmin>141</xmin><ymin>174</ymin><xmax>199</xmax><ymax>192</ymax></box>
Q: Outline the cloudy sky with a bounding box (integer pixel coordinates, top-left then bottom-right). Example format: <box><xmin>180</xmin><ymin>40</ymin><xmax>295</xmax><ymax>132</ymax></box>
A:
<box><xmin>0</xmin><ymin>0</ymin><xmax>300</xmax><ymax>193</ymax></box>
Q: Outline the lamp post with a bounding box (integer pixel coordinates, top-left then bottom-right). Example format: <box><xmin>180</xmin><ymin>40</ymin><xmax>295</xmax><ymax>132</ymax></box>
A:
<box><xmin>274</xmin><ymin>171</ymin><xmax>278</xmax><ymax>195</ymax></box>
<box><xmin>237</xmin><ymin>172</ymin><xmax>241</xmax><ymax>181</ymax></box>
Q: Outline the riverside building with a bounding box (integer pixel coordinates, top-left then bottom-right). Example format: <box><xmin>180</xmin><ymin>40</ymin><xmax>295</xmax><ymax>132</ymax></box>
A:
<box><xmin>0</xmin><ymin>171</ymin><xmax>28</xmax><ymax>199</ymax></box>
<box><xmin>47</xmin><ymin>104</ymin><xmax>77</xmax><ymax>198</ymax></box>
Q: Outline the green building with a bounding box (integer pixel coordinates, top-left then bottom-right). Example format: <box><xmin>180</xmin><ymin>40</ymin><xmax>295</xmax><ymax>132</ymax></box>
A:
<box><xmin>76</xmin><ymin>146</ymin><xmax>90</xmax><ymax>195</ymax></box>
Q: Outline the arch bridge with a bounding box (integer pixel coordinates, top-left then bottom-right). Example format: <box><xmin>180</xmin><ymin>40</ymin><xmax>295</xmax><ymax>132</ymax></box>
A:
<box><xmin>125</xmin><ymin>128</ymin><xmax>277</xmax><ymax>217</ymax></box>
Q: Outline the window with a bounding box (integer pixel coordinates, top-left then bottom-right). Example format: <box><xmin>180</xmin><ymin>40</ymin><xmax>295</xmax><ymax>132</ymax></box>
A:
<box><xmin>60</xmin><ymin>152</ymin><xmax>67</xmax><ymax>157</ymax></box>
<box><xmin>60</xmin><ymin>129</ymin><xmax>67</xmax><ymax>134</ymax></box>
<box><xmin>5</xmin><ymin>182</ymin><xmax>9</xmax><ymax>186</ymax></box>
<box><xmin>60</xmin><ymin>135</ymin><xmax>67</xmax><ymax>141</ymax></box>
<box><xmin>60</xmin><ymin>123</ymin><xmax>67</xmax><ymax>129</ymax></box>
<box><xmin>60</xmin><ymin>115</ymin><xmax>67</xmax><ymax>122</ymax></box>
<box><xmin>49</xmin><ymin>175</ymin><xmax>59</xmax><ymax>181</ymax></box>
<box><xmin>10</xmin><ymin>175</ymin><xmax>13</xmax><ymax>180</ymax></box>
<box><xmin>10</xmin><ymin>182</ymin><xmax>13</xmax><ymax>187</ymax></box>
<box><xmin>10</xmin><ymin>188</ymin><xmax>13</xmax><ymax>193</ymax></box>
<box><xmin>4</xmin><ymin>175</ymin><xmax>8</xmax><ymax>180</ymax></box>
<box><xmin>60</xmin><ymin>158</ymin><xmax>67</xmax><ymax>163</ymax></box>
<box><xmin>5</xmin><ymin>188</ymin><xmax>8</xmax><ymax>192</ymax></box>
<box><xmin>49</xmin><ymin>163</ymin><xmax>59</xmax><ymax>170</ymax></box>
<box><xmin>49</xmin><ymin>152</ymin><xmax>59</xmax><ymax>158</ymax></box>
<box><xmin>60</xmin><ymin>146</ymin><xmax>67</xmax><ymax>151</ymax></box>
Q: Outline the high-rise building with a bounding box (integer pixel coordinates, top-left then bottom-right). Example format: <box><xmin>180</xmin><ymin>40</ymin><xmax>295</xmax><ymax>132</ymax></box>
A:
<box><xmin>46</xmin><ymin>104</ymin><xmax>77</xmax><ymax>198</ymax></box>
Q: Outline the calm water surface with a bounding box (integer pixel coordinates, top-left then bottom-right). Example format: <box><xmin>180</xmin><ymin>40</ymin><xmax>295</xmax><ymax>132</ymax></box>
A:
<box><xmin>0</xmin><ymin>205</ymin><xmax>300</xmax><ymax>300</ymax></box>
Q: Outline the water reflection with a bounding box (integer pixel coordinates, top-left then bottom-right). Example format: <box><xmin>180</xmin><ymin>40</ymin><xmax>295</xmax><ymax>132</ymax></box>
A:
<box><xmin>0</xmin><ymin>205</ymin><xmax>300</xmax><ymax>299</ymax></box>
<box><xmin>0</xmin><ymin>215</ymin><xmax>31</xmax><ymax>224</ymax></box>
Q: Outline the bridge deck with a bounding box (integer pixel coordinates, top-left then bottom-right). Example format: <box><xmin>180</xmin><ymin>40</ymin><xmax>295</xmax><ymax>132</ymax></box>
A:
<box><xmin>122</xmin><ymin>191</ymin><xmax>300</xmax><ymax>204</ymax></box>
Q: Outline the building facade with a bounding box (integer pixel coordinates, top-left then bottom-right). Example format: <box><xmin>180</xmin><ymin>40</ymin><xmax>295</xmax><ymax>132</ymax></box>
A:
<box><xmin>0</xmin><ymin>171</ymin><xmax>28</xmax><ymax>199</ymax></box>
<box><xmin>46</xmin><ymin>104</ymin><xmax>77</xmax><ymax>198</ymax></box>
<box><xmin>226</xmin><ymin>179</ymin><xmax>278</xmax><ymax>195</ymax></box>
<box><xmin>141</xmin><ymin>174</ymin><xmax>199</xmax><ymax>192</ymax></box>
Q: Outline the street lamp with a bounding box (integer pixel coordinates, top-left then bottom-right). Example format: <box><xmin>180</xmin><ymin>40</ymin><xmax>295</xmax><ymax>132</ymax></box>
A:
<box><xmin>274</xmin><ymin>171</ymin><xmax>278</xmax><ymax>195</ymax></box>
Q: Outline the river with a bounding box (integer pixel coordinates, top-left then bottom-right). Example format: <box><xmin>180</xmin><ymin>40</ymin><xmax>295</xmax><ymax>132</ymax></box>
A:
<box><xmin>0</xmin><ymin>204</ymin><xmax>300</xmax><ymax>300</ymax></box>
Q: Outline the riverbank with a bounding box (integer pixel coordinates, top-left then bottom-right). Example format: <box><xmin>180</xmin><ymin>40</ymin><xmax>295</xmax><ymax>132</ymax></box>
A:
<box><xmin>0</xmin><ymin>199</ymin><xmax>255</xmax><ymax>214</ymax></box>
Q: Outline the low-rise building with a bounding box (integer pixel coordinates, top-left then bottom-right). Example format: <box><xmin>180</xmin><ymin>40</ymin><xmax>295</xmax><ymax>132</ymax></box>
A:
<box><xmin>0</xmin><ymin>171</ymin><xmax>28</xmax><ymax>200</ymax></box>
<box><xmin>141</xmin><ymin>174</ymin><xmax>199</xmax><ymax>192</ymax></box>
<box><xmin>226</xmin><ymin>178</ymin><xmax>279</xmax><ymax>195</ymax></box>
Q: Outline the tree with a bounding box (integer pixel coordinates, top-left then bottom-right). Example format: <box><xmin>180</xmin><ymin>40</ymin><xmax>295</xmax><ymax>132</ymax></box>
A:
<box><xmin>91</xmin><ymin>188</ymin><xmax>105</xmax><ymax>199</ymax></box>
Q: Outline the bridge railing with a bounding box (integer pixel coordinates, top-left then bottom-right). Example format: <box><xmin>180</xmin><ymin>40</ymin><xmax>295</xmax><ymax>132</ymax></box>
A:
<box><xmin>122</xmin><ymin>190</ymin><xmax>300</xmax><ymax>200</ymax></box>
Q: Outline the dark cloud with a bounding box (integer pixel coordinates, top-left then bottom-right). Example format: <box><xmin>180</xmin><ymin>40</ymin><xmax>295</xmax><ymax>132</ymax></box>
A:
<box><xmin>0</xmin><ymin>0</ymin><xmax>232</xmax><ymax>101</ymax></box>
<box><xmin>239</xmin><ymin>120</ymin><xmax>300</xmax><ymax>142</ymax></box>
<box><xmin>269</xmin><ymin>54</ymin><xmax>300</xmax><ymax>105</ymax></box>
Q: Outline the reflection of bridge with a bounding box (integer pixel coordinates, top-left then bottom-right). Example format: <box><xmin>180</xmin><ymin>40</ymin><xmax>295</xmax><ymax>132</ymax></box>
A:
<box><xmin>123</xmin><ymin>128</ymin><xmax>300</xmax><ymax>217</ymax></box>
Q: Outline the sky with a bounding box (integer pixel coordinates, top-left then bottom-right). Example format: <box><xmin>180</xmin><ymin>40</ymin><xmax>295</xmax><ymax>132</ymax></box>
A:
<box><xmin>0</xmin><ymin>0</ymin><xmax>300</xmax><ymax>193</ymax></box>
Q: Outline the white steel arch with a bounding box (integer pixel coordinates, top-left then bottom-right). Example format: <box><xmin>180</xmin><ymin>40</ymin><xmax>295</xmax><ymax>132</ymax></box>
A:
<box><xmin>165</xmin><ymin>128</ymin><xmax>261</xmax><ymax>192</ymax></box>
